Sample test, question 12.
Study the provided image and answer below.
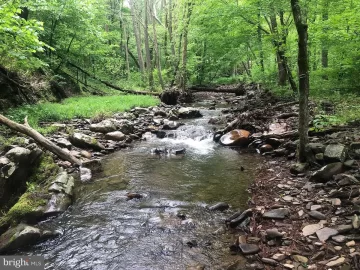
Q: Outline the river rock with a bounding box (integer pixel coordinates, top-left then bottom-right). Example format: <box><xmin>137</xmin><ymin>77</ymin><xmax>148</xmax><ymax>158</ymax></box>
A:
<box><xmin>90</xmin><ymin>119</ymin><xmax>118</xmax><ymax>133</ymax></box>
<box><xmin>177</xmin><ymin>107</ymin><xmax>202</xmax><ymax>119</ymax></box>
<box><xmin>260</xmin><ymin>144</ymin><xmax>273</xmax><ymax>154</ymax></box>
<box><xmin>239</xmin><ymin>244</ymin><xmax>260</xmax><ymax>255</ymax></box>
<box><xmin>334</xmin><ymin>174</ymin><xmax>359</xmax><ymax>186</ymax></box>
<box><xmin>326</xmin><ymin>257</ymin><xmax>345</xmax><ymax>267</ymax></box>
<box><xmin>309</xmin><ymin>162</ymin><xmax>344</xmax><ymax>183</ymax></box>
<box><xmin>290</xmin><ymin>163</ymin><xmax>308</xmax><ymax>175</ymax></box>
<box><xmin>302</xmin><ymin>223</ymin><xmax>324</xmax><ymax>236</ymax></box>
<box><xmin>44</xmin><ymin>193</ymin><xmax>72</xmax><ymax>217</ymax></box>
<box><xmin>316</xmin><ymin>227</ymin><xmax>338</xmax><ymax>242</ymax></box>
<box><xmin>220</xmin><ymin>129</ymin><xmax>251</xmax><ymax>147</ymax></box>
<box><xmin>0</xmin><ymin>146</ymin><xmax>42</xmax><ymax>207</ymax></box>
<box><xmin>308</xmin><ymin>143</ymin><xmax>325</xmax><ymax>154</ymax></box>
<box><xmin>69</xmin><ymin>133</ymin><xmax>105</xmax><ymax>151</ymax></box>
<box><xmin>309</xmin><ymin>211</ymin><xmax>326</xmax><ymax>220</ymax></box>
<box><xmin>261</xmin><ymin>258</ymin><xmax>278</xmax><ymax>266</ymax></box>
<box><xmin>0</xmin><ymin>224</ymin><xmax>41</xmax><ymax>253</ymax></box>
<box><xmin>266</xmin><ymin>228</ymin><xmax>283</xmax><ymax>239</ymax></box>
<box><xmin>209</xmin><ymin>202</ymin><xmax>229</xmax><ymax>212</ymax></box>
<box><xmin>56</xmin><ymin>138</ymin><xmax>72</xmax><ymax>149</ymax></box>
<box><xmin>229</xmin><ymin>209</ymin><xmax>253</xmax><ymax>228</ymax></box>
<box><xmin>170</xmin><ymin>148</ymin><xmax>186</xmax><ymax>155</ymax></box>
<box><xmin>263</xmin><ymin>208</ymin><xmax>290</xmax><ymax>220</ymax></box>
<box><xmin>324</xmin><ymin>144</ymin><xmax>347</xmax><ymax>162</ymax></box>
<box><xmin>163</xmin><ymin>119</ymin><xmax>181</xmax><ymax>130</ymax></box>
<box><xmin>105</xmin><ymin>131</ymin><xmax>126</xmax><ymax>141</ymax></box>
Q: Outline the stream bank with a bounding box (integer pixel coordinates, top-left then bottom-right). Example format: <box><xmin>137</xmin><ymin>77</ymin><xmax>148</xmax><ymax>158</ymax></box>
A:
<box><xmin>0</xmin><ymin>85</ymin><xmax>359</xmax><ymax>269</ymax></box>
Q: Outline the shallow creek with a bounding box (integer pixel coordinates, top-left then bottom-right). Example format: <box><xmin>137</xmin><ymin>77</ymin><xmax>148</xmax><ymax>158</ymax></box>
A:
<box><xmin>23</xmin><ymin>105</ymin><xmax>263</xmax><ymax>270</ymax></box>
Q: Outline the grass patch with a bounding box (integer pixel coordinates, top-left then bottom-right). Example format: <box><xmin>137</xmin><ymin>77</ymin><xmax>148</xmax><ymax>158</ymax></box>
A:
<box><xmin>6</xmin><ymin>94</ymin><xmax>159</xmax><ymax>134</ymax></box>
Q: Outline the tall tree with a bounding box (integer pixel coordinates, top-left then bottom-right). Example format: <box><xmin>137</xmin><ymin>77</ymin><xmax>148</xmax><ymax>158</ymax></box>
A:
<box><xmin>291</xmin><ymin>0</ymin><xmax>310</xmax><ymax>162</ymax></box>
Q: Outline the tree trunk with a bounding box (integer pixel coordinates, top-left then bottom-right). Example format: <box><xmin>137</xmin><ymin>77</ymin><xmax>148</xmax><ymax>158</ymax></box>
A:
<box><xmin>179</xmin><ymin>0</ymin><xmax>194</xmax><ymax>91</ymax></box>
<box><xmin>151</xmin><ymin>2</ymin><xmax>165</xmax><ymax>90</ymax></box>
<box><xmin>321</xmin><ymin>0</ymin><xmax>329</xmax><ymax>80</ymax></box>
<box><xmin>257</xmin><ymin>9</ymin><xmax>265</xmax><ymax>73</ymax></box>
<box><xmin>144</xmin><ymin>0</ymin><xmax>154</xmax><ymax>90</ymax></box>
<box><xmin>291</xmin><ymin>0</ymin><xmax>310</xmax><ymax>163</ymax></box>
<box><xmin>0</xmin><ymin>115</ymin><xmax>81</xmax><ymax>166</ymax></box>
<box><xmin>129</xmin><ymin>0</ymin><xmax>145</xmax><ymax>76</ymax></box>
<box><xmin>120</xmin><ymin>6</ymin><xmax>130</xmax><ymax>79</ymax></box>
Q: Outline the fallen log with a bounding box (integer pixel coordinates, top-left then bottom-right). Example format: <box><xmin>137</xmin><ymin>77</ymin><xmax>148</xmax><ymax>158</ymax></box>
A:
<box><xmin>0</xmin><ymin>114</ymin><xmax>82</xmax><ymax>166</ymax></box>
<box><xmin>188</xmin><ymin>85</ymin><xmax>246</xmax><ymax>95</ymax></box>
<box><xmin>66</xmin><ymin>62</ymin><xmax>159</xmax><ymax>97</ymax></box>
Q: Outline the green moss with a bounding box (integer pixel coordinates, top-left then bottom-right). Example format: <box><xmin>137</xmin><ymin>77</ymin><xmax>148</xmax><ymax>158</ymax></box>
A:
<box><xmin>90</xmin><ymin>137</ymin><xmax>98</xmax><ymax>145</ymax></box>
<box><xmin>0</xmin><ymin>136</ymin><xmax>27</xmax><ymax>152</ymax></box>
<box><xmin>29</xmin><ymin>153</ymin><xmax>59</xmax><ymax>185</ymax></box>
<box><xmin>0</xmin><ymin>192</ymin><xmax>48</xmax><ymax>226</ymax></box>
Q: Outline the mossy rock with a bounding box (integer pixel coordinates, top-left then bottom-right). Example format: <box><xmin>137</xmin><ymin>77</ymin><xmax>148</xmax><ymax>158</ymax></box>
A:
<box><xmin>29</xmin><ymin>153</ymin><xmax>60</xmax><ymax>185</ymax></box>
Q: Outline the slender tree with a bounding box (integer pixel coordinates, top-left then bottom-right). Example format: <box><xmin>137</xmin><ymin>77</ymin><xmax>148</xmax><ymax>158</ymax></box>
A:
<box><xmin>291</xmin><ymin>0</ymin><xmax>310</xmax><ymax>162</ymax></box>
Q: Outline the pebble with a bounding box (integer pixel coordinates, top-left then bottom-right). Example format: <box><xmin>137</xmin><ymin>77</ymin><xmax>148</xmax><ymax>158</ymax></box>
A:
<box><xmin>292</xmin><ymin>255</ymin><xmax>308</xmax><ymax>264</ymax></box>
<box><xmin>346</xmin><ymin>240</ymin><xmax>355</xmax><ymax>247</ymax></box>
<box><xmin>266</xmin><ymin>228</ymin><xmax>283</xmax><ymax>239</ymax></box>
<box><xmin>334</xmin><ymin>246</ymin><xmax>342</xmax><ymax>251</ymax></box>
<box><xmin>261</xmin><ymin>258</ymin><xmax>278</xmax><ymax>266</ymax></box>
<box><xmin>263</xmin><ymin>208</ymin><xmax>290</xmax><ymax>220</ymax></box>
<box><xmin>302</xmin><ymin>223</ymin><xmax>324</xmax><ymax>236</ymax></box>
<box><xmin>239</xmin><ymin>244</ymin><xmax>260</xmax><ymax>255</ymax></box>
<box><xmin>272</xmin><ymin>253</ymin><xmax>286</xmax><ymax>261</ymax></box>
<box><xmin>332</xmin><ymin>198</ymin><xmax>341</xmax><ymax>206</ymax></box>
<box><xmin>332</xmin><ymin>235</ymin><xmax>346</xmax><ymax>243</ymax></box>
<box><xmin>209</xmin><ymin>202</ymin><xmax>229</xmax><ymax>211</ymax></box>
<box><xmin>309</xmin><ymin>211</ymin><xmax>326</xmax><ymax>220</ymax></box>
<box><xmin>310</xmin><ymin>205</ymin><xmax>322</xmax><ymax>211</ymax></box>
<box><xmin>326</xmin><ymin>257</ymin><xmax>345</xmax><ymax>267</ymax></box>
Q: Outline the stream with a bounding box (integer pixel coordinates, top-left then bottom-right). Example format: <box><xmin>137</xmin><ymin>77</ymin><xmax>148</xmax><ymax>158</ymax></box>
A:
<box><xmin>22</xmin><ymin>105</ymin><xmax>262</xmax><ymax>270</ymax></box>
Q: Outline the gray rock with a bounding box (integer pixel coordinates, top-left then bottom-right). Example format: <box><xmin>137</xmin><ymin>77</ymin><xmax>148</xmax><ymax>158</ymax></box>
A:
<box><xmin>0</xmin><ymin>147</ymin><xmax>42</xmax><ymax>206</ymax></box>
<box><xmin>69</xmin><ymin>133</ymin><xmax>105</xmax><ymax>151</ymax></box>
<box><xmin>263</xmin><ymin>208</ymin><xmax>290</xmax><ymax>220</ymax></box>
<box><xmin>309</xmin><ymin>211</ymin><xmax>326</xmax><ymax>220</ymax></box>
<box><xmin>177</xmin><ymin>107</ymin><xmax>202</xmax><ymax>119</ymax></box>
<box><xmin>105</xmin><ymin>131</ymin><xmax>126</xmax><ymax>141</ymax></box>
<box><xmin>332</xmin><ymin>235</ymin><xmax>346</xmax><ymax>243</ymax></box>
<box><xmin>334</xmin><ymin>174</ymin><xmax>359</xmax><ymax>186</ymax></box>
<box><xmin>290</xmin><ymin>163</ymin><xmax>308</xmax><ymax>175</ymax></box>
<box><xmin>209</xmin><ymin>202</ymin><xmax>229</xmax><ymax>212</ymax></box>
<box><xmin>302</xmin><ymin>223</ymin><xmax>324</xmax><ymax>236</ymax></box>
<box><xmin>332</xmin><ymin>224</ymin><xmax>352</xmax><ymax>234</ymax></box>
<box><xmin>162</xmin><ymin>119</ymin><xmax>181</xmax><ymax>130</ymax></box>
<box><xmin>82</xmin><ymin>159</ymin><xmax>102</xmax><ymax>172</ymax></box>
<box><xmin>316</xmin><ymin>227</ymin><xmax>338</xmax><ymax>242</ymax></box>
<box><xmin>56</xmin><ymin>138</ymin><xmax>72</xmax><ymax>150</ymax></box>
<box><xmin>0</xmin><ymin>224</ymin><xmax>41</xmax><ymax>253</ymax></box>
<box><xmin>309</xmin><ymin>162</ymin><xmax>344</xmax><ymax>183</ymax></box>
<box><xmin>239</xmin><ymin>244</ymin><xmax>260</xmax><ymax>255</ymax></box>
<box><xmin>308</xmin><ymin>143</ymin><xmax>325</xmax><ymax>154</ymax></box>
<box><xmin>350</xmin><ymin>142</ymin><xmax>360</xmax><ymax>150</ymax></box>
<box><xmin>266</xmin><ymin>228</ymin><xmax>283</xmax><ymax>239</ymax></box>
<box><xmin>324</xmin><ymin>144</ymin><xmax>347</xmax><ymax>162</ymax></box>
<box><xmin>229</xmin><ymin>209</ymin><xmax>253</xmax><ymax>228</ymax></box>
<box><xmin>261</xmin><ymin>258</ymin><xmax>278</xmax><ymax>266</ymax></box>
<box><xmin>44</xmin><ymin>193</ymin><xmax>72</xmax><ymax>217</ymax></box>
<box><xmin>90</xmin><ymin>119</ymin><xmax>118</xmax><ymax>133</ymax></box>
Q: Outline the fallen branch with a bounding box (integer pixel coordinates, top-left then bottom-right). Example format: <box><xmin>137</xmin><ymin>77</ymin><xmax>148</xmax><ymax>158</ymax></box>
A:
<box><xmin>0</xmin><ymin>114</ymin><xmax>82</xmax><ymax>166</ymax></box>
<box><xmin>66</xmin><ymin>62</ymin><xmax>159</xmax><ymax>96</ymax></box>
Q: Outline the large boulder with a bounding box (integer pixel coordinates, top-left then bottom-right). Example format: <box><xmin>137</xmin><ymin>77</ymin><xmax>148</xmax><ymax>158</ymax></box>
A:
<box><xmin>89</xmin><ymin>119</ymin><xmax>118</xmax><ymax>133</ymax></box>
<box><xmin>0</xmin><ymin>224</ymin><xmax>58</xmax><ymax>254</ymax></box>
<box><xmin>309</xmin><ymin>162</ymin><xmax>344</xmax><ymax>183</ymax></box>
<box><xmin>69</xmin><ymin>133</ymin><xmax>105</xmax><ymax>151</ymax></box>
<box><xmin>0</xmin><ymin>224</ymin><xmax>41</xmax><ymax>253</ymax></box>
<box><xmin>90</xmin><ymin>119</ymin><xmax>134</xmax><ymax>135</ymax></box>
<box><xmin>220</xmin><ymin>129</ymin><xmax>251</xmax><ymax>147</ymax></box>
<box><xmin>324</xmin><ymin>144</ymin><xmax>347</xmax><ymax>163</ymax></box>
<box><xmin>177</xmin><ymin>107</ymin><xmax>202</xmax><ymax>119</ymax></box>
<box><xmin>0</xmin><ymin>146</ymin><xmax>42</xmax><ymax>207</ymax></box>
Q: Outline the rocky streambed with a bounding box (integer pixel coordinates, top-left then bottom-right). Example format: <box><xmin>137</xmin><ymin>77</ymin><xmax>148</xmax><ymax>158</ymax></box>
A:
<box><xmin>0</xmin><ymin>86</ymin><xmax>360</xmax><ymax>270</ymax></box>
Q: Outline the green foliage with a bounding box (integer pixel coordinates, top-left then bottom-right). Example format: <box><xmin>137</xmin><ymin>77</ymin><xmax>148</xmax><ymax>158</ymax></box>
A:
<box><xmin>6</xmin><ymin>94</ymin><xmax>159</xmax><ymax>133</ymax></box>
<box><xmin>0</xmin><ymin>1</ymin><xmax>47</xmax><ymax>70</ymax></box>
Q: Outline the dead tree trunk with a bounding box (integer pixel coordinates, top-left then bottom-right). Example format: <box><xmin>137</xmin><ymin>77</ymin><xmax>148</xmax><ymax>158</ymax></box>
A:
<box><xmin>130</xmin><ymin>0</ymin><xmax>145</xmax><ymax>77</ymax></box>
<box><xmin>0</xmin><ymin>115</ymin><xmax>82</xmax><ymax>166</ymax></box>
<box><xmin>291</xmin><ymin>0</ymin><xmax>310</xmax><ymax>162</ymax></box>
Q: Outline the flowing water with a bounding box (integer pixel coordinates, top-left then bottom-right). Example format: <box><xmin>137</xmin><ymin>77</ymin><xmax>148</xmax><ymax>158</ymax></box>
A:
<box><xmin>23</xmin><ymin>105</ymin><xmax>262</xmax><ymax>270</ymax></box>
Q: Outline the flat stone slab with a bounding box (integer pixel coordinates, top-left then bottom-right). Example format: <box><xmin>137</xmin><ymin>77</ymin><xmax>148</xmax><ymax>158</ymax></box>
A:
<box><xmin>316</xmin><ymin>227</ymin><xmax>338</xmax><ymax>242</ymax></box>
<box><xmin>239</xmin><ymin>244</ymin><xmax>260</xmax><ymax>255</ymax></box>
<box><xmin>263</xmin><ymin>208</ymin><xmax>290</xmax><ymax>220</ymax></box>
